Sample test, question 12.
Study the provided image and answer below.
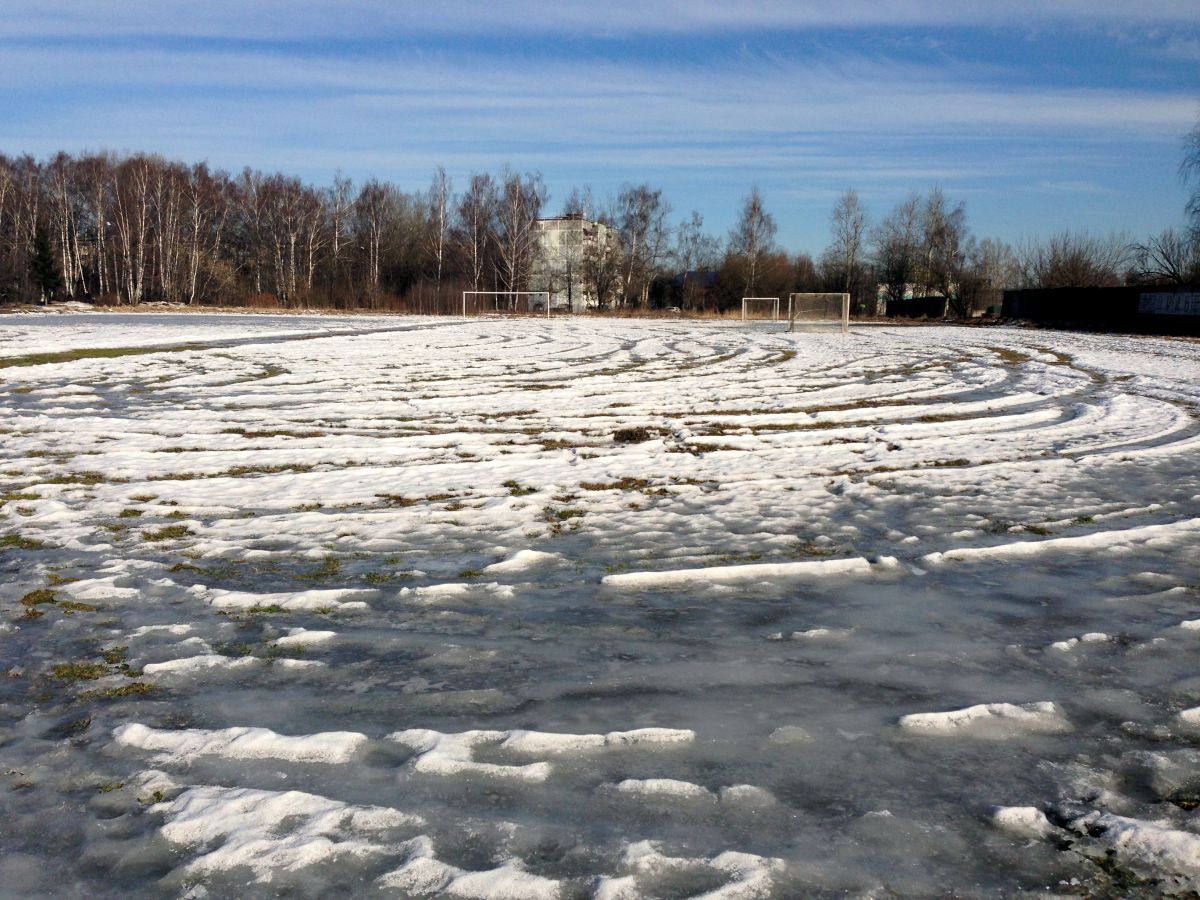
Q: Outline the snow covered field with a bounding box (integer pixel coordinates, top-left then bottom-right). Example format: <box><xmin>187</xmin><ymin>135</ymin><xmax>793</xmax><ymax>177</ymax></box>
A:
<box><xmin>2</xmin><ymin>313</ymin><xmax>1200</xmax><ymax>896</ymax></box>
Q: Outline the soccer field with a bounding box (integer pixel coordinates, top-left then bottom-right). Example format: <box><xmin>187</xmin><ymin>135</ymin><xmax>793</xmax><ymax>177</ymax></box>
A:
<box><xmin>2</xmin><ymin>313</ymin><xmax>1200</xmax><ymax>896</ymax></box>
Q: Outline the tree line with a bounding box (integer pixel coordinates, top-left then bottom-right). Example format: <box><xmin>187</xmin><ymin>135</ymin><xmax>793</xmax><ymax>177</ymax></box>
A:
<box><xmin>3</xmin><ymin>139</ymin><xmax>1198</xmax><ymax>314</ymax></box>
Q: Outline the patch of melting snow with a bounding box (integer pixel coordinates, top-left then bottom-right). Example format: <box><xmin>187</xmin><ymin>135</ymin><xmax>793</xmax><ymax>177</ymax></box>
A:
<box><xmin>272</xmin><ymin>627</ymin><xmax>337</xmax><ymax>648</ymax></box>
<box><xmin>601</xmin><ymin>555</ymin><xmax>895</xmax><ymax>588</ymax></box>
<box><xmin>141</xmin><ymin>654</ymin><xmax>325</xmax><ymax>678</ymax></box>
<box><xmin>378</xmin><ymin>836</ymin><xmax>562</xmax><ymax>899</ymax></box>
<box><xmin>398</xmin><ymin>582</ymin><xmax>516</xmax><ymax>603</ymax></box>
<box><xmin>390</xmin><ymin>727</ymin><xmax>695</xmax><ymax>782</ymax></box>
<box><xmin>113</xmin><ymin>723</ymin><xmax>368</xmax><ymax>764</ymax></box>
<box><xmin>595</xmin><ymin>841</ymin><xmax>785</xmax><ymax>899</ymax></box>
<box><xmin>481</xmin><ymin>549</ymin><xmax>563</xmax><ymax>574</ymax></box>
<box><xmin>899</xmin><ymin>702</ymin><xmax>1071</xmax><ymax>736</ymax></box>
<box><xmin>205</xmin><ymin>587</ymin><xmax>373</xmax><ymax>611</ymax></box>
<box><xmin>153</xmin><ymin>782</ymin><xmax>423</xmax><ymax>882</ymax></box>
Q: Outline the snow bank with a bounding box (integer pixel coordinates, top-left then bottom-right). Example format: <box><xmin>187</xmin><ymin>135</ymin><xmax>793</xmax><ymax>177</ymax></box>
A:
<box><xmin>899</xmin><ymin>702</ymin><xmax>1071</xmax><ymax>736</ymax></box>
<box><xmin>113</xmin><ymin>723</ymin><xmax>367</xmax><ymax>764</ymax></box>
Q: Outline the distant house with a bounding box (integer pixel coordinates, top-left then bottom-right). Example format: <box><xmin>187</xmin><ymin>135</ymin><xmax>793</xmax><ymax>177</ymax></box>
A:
<box><xmin>532</xmin><ymin>214</ymin><xmax>617</xmax><ymax>311</ymax></box>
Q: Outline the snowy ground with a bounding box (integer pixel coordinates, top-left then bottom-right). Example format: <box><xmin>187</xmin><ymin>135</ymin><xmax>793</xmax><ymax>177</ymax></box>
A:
<box><xmin>2</xmin><ymin>313</ymin><xmax>1200</xmax><ymax>897</ymax></box>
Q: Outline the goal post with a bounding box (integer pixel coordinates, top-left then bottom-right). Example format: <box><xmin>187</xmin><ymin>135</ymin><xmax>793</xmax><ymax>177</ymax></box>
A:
<box><xmin>741</xmin><ymin>297</ymin><xmax>781</xmax><ymax>321</ymax></box>
<box><xmin>787</xmin><ymin>292</ymin><xmax>850</xmax><ymax>333</ymax></box>
<box><xmin>462</xmin><ymin>291</ymin><xmax>552</xmax><ymax>318</ymax></box>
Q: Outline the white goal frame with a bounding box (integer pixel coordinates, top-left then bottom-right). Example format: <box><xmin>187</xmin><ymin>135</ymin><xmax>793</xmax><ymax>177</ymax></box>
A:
<box><xmin>741</xmin><ymin>297</ymin><xmax>781</xmax><ymax>321</ymax></box>
<box><xmin>787</xmin><ymin>292</ymin><xmax>850</xmax><ymax>333</ymax></box>
<box><xmin>462</xmin><ymin>291</ymin><xmax>552</xmax><ymax>318</ymax></box>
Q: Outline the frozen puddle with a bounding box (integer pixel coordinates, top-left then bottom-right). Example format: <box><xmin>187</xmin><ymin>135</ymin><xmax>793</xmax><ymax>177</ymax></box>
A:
<box><xmin>4</xmin><ymin>316</ymin><xmax>1200</xmax><ymax>894</ymax></box>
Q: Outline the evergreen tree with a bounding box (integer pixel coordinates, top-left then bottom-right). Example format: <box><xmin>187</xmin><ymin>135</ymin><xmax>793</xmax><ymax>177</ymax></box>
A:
<box><xmin>29</xmin><ymin>223</ymin><xmax>62</xmax><ymax>303</ymax></box>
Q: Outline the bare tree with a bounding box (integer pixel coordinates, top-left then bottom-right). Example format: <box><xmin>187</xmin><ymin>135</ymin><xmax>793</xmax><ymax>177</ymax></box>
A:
<box><xmin>455</xmin><ymin>174</ymin><xmax>498</xmax><ymax>292</ymax></box>
<box><xmin>494</xmin><ymin>168</ymin><xmax>546</xmax><ymax>293</ymax></box>
<box><xmin>616</xmin><ymin>183</ymin><xmax>671</xmax><ymax>307</ymax></box>
<box><xmin>1183</xmin><ymin>113</ymin><xmax>1200</xmax><ymax>238</ymax></box>
<box><xmin>922</xmin><ymin>188</ymin><xmax>973</xmax><ymax>315</ymax></box>
<box><xmin>728</xmin><ymin>187</ymin><xmax>777</xmax><ymax>296</ymax></box>
<box><xmin>1017</xmin><ymin>230</ymin><xmax>1130</xmax><ymax>288</ymax></box>
<box><xmin>825</xmin><ymin>190</ymin><xmax>873</xmax><ymax>314</ymax></box>
<box><xmin>354</xmin><ymin>179</ymin><xmax>396</xmax><ymax>305</ymax></box>
<box><xmin>424</xmin><ymin>167</ymin><xmax>452</xmax><ymax>307</ymax></box>
<box><xmin>1131</xmin><ymin>228</ymin><xmax>1200</xmax><ymax>285</ymax></box>
<box><xmin>872</xmin><ymin>193</ymin><xmax>921</xmax><ymax>312</ymax></box>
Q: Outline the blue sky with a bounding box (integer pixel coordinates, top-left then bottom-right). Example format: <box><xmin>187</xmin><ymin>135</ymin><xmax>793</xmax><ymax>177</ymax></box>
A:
<box><xmin>1</xmin><ymin>1</ymin><xmax>1198</xmax><ymax>253</ymax></box>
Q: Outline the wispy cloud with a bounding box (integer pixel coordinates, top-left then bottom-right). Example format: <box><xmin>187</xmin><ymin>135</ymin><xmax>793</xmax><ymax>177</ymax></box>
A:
<box><xmin>1</xmin><ymin>1</ymin><xmax>1197</xmax><ymax>39</ymax></box>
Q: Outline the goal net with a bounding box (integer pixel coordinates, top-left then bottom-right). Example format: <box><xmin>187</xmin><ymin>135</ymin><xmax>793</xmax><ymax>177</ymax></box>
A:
<box><xmin>741</xmin><ymin>297</ymin><xmax>781</xmax><ymax>321</ymax></box>
<box><xmin>462</xmin><ymin>291</ymin><xmax>552</xmax><ymax>318</ymax></box>
<box><xmin>787</xmin><ymin>293</ymin><xmax>850</xmax><ymax>333</ymax></box>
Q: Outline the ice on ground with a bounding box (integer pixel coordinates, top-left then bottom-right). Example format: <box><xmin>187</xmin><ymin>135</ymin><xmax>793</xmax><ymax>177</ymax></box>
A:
<box><xmin>612</xmin><ymin>778</ymin><xmax>716</xmax><ymax>802</ymax></box>
<box><xmin>154</xmin><ymin>782</ymin><xmax>423</xmax><ymax>882</ymax></box>
<box><xmin>899</xmin><ymin>702</ymin><xmax>1071</xmax><ymax>736</ymax></box>
<box><xmin>378</xmin><ymin>836</ymin><xmax>563</xmax><ymax>899</ymax></box>
<box><xmin>767</xmin><ymin>726</ymin><xmax>814</xmax><ymax>745</ymax></box>
<box><xmin>113</xmin><ymin>723</ymin><xmax>367</xmax><ymax>764</ymax></box>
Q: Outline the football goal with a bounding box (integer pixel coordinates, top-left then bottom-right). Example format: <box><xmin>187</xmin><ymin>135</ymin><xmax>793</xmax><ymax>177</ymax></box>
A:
<box><xmin>741</xmin><ymin>297</ymin><xmax>781</xmax><ymax>321</ymax></box>
<box><xmin>787</xmin><ymin>293</ymin><xmax>850</xmax><ymax>333</ymax></box>
<box><xmin>462</xmin><ymin>291</ymin><xmax>552</xmax><ymax>318</ymax></box>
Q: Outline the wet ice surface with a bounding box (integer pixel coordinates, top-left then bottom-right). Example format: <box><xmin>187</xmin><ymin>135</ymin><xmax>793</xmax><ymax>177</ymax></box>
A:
<box><xmin>2</xmin><ymin>314</ymin><xmax>1200</xmax><ymax>896</ymax></box>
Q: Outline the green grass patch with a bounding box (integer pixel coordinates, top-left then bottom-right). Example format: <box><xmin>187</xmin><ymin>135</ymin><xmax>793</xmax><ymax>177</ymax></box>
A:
<box><xmin>300</xmin><ymin>557</ymin><xmax>342</xmax><ymax>581</ymax></box>
<box><xmin>142</xmin><ymin>524</ymin><xmax>193</xmax><ymax>542</ymax></box>
<box><xmin>58</xmin><ymin>600</ymin><xmax>98</xmax><ymax>613</ymax></box>
<box><xmin>502</xmin><ymin>480</ymin><xmax>537</xmax><ymax>497</ymax></box>
<box><xmin>118</xmin><ymin>508</ymin><xmax>144</xmax><ymax>519</ymax></box>
<box><xmin>580</xmin><ymin>477</ymin><xmax>652</xmax><ymax>492</ymax></box>
<box><xmin>44</xmin><ymin>471</ymin><xmax>109</xmax><ymax>486</ymax></box>
<box><xmin>81</xmin><ymin>681</ymin><xmax>154</xmax><ymax>700</ymax></box>
<box><xmin>614</xmin><ymin>427</ymin><xmax>655</xmax><ymax>444</ymax></box>
<box><xmin>0</xmin><ymin>490</ymin><xmax>38</xmax><ymax>507</ymax></box>
<box><xmin>50</xmin><ymin>662</ymin><xmax>109</xmax><ymax>681</ymax></box>
<box><xmin>1</xmin><ymin>534</ymin><xmax>47</xmax><ymax>550</ymax></box>
<box><xmin>989</xmin><ymin>346</ymin><xmax>1032</xmax><ymax>366</ymax></box>
<box><xmin>0</xmin><ymin>343</ymin><xmax>201</xmax><ymax>369</ymax></box>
